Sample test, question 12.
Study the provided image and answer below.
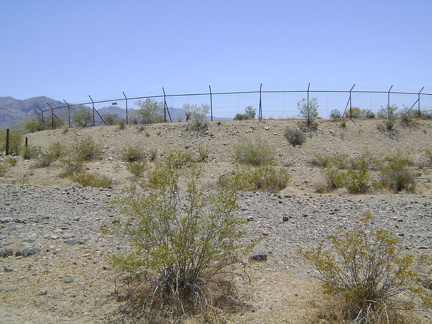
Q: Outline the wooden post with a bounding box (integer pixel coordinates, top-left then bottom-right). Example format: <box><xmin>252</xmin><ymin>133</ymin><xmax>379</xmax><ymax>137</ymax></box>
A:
<box><xmin>5</xmin><ymin>128</ymin><xmax>10</xmax><ymax>155</ymax></box>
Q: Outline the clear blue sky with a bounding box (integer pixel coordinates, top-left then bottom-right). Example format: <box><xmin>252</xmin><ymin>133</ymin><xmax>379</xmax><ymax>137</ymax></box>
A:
<box><xmin>1</xmin><ymin>0</ymin><xmax>431</xmax><ymax>103</ymax></box>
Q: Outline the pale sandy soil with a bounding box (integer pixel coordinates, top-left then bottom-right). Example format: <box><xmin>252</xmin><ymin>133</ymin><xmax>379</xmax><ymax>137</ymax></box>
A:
<box><xmin>0</xmin><ymin>118</ymin><xmax>431</xmax><ymax>323</ymax></box>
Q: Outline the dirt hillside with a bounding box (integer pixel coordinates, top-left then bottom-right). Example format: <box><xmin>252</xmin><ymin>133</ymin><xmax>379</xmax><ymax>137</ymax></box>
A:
<box><xmin>0</xmin><ymin>118</ymin><xmax>431</xmax><ymax>323</ymax></box>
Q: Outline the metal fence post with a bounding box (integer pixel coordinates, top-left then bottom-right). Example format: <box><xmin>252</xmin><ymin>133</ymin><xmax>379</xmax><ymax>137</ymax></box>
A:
<box><xmin>418</xmin><ymin>86</ymin><xmax>424</xmax><ymax>116</ymax></box>
<box><xmin>209</xmin><ymin>85</ymin><xmax>213</xmax><ymax>121</ymax></box>
<box><xmin>63</xmin><ymin>100</ymin><xmax>71</xmax><ymax>126</ymax></box>
<box><xmin>259</xmin><ymin>83</ymin><xmax>262</xmax><ymax>120</ymax></box>
<box><xmin>122</xmin><ymin>91</ymin><xmax>128</xmax><ymax>124</ymax></box>
<box><xmin>88</xmin><ymin>95</ymin><xmax>95</xmax><ymax>126</ymax></box>
<box><xmin>5</xmin><ymin>128</ymin><xmax>9</xmax><ymax>156</ymax></box>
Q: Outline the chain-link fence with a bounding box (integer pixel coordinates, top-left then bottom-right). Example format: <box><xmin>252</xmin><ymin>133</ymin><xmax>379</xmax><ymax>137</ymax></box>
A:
<box><xmin>35</xmin><ymin>85</ymin><xmax>432</xmax><ymax>128</ymax></box>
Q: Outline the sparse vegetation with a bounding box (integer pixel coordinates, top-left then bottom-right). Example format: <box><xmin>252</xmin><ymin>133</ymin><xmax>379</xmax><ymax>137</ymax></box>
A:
<box><xmin>314</xmin><ymin>152</ymin><xmax>380</xmax><ymax>194</ymax></box>
<box><xmin>135</xmin><ymin>98</ymin><xmax>164</xmax><ymax>124</ymax></box>
<box><xmin>70</xmin><ymin>171</ymin><xmax>112</xmax><ymax>188</ymax></box>
<box><xmin>304</xmin><ymin>211</ymin><xmax>432</xmax><ymax>323</ymax></box>
<box><xmin>126</xmin><ymin>161</ymin><xmax>147</xmax><ymax>177</ymax></box>
<box><xmin>233</xmin><ymin>137</ymin><xmax>274</xmax><ymax>166</ymax></box>
<box><xmin>330</xmin><ymin>109</ymin><xmax>341</xmax><ymax>120</ymax></box>
<box><xmin>381</xmin><ymin>153</ymin><xmax>416</xmax><ymax>192</ymax></box>
<box><xmin>298</xmin><ymin>98</ymin><xmax>319</xmax><ymax>127</ymax></box>
<box><xmin>234</xmin><ymin>106</ymin><xmax>256</xmax><ymax>120</ymax></box>
<box><xmin>70</xmin><ymin>136</ymin><xmax>101</xmax><ymax>162</ymax></box>
<box><xmin>121</xmin><ymin>145</ymin><xmax>144</xmax><ymax>162</ymax></box>
<box><xmin>219</xmin><ymin>166</ymin><xmax>290</xmax><ymax>192</ymax></box>
<box><xmin>0</xmin><ymin>128</ymin><xmax>22</xmax><ymax>155</ymax></box>
<box><xmin>73</xmin><ymin>107</ymin><xmax>93</xmax><ymax>127</ymax></box>
<box><xmin>362</xmin><ymin>108</ymin><xmax>375</xmax><ymax>118</ymax></box>
<box><xmin>378</xmin><ymin>104</ymin><xmax>399</xmax><ymax>131</ymax></box>
<box><xmin>399</xmin><ymin>106</ymin><xmax>418</xmax><ymax>128</ymax></box>
<box><xmin>284</xmin><ymin>127</ymin><xmax>306</xmax><ymax>146</ymax></box>
<box><xmin>346</xmin><ymin>107</ymin><xmax>363</xmax><ymax>119</ymax></box>
<box><xmin>110</xmin><ymin>152</ymin><xmax>252</xmax><ymax>321</ymax></box>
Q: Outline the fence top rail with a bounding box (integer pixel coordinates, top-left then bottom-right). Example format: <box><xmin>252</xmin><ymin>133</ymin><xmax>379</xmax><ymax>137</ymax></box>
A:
<box><xmin>38</xmin><ymin>87</ymin><xmax>432</xmax><ymax>113</ymax></box>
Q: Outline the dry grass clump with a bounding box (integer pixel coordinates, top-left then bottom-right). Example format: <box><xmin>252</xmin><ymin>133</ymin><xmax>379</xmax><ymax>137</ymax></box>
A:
<box><xmin>233</xmin><ymin>137</ymin><xmax>274</xmax><ymax>166</ymax></box>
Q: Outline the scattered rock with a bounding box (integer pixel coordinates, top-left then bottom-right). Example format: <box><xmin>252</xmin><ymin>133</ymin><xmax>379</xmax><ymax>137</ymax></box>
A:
<box><xmin>249</xmin><ymin>254</ymin><xmax>267</xmax><ymax>262</ymax></box>
<box><xmin>4</xmin><ymin>264</ymin><xmax>13</xmax><ymax>272</ymax></box>
<box><xmin>15</xmin><ymin>246</ymin><xmax>41</xmax><ymax>257</ymax></box>
<box><xmin>0</xmin><ymin>248</ymin><xmax>13</xmax><ymax>258</ymax></box>
<box><xmin>64</xmin><ymin>276</ymin><xmax>75</xmax><ymax>283</ymax></box>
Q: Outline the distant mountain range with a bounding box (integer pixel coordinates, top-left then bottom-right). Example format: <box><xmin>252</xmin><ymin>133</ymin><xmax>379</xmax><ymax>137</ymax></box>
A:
<box><xmin>0</xmin><ymin>96</ymin><xmax>195</xmax><ymax>128</ymax></box>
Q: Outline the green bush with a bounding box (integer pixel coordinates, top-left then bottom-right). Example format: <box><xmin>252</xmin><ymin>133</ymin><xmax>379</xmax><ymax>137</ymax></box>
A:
<box><xmin>304</xmin><ymin>212</ymin><xmax>431</xmax><ymax>322</ymax></box>
<box><xmin>362</xmin><ymin>109</ymin><xmax>375</xmax><ymax>118</ymax></box>
<box><xmin>149</xmin><ymin>148</ymin><xmax>158</xmax><ymax>161</ymax></box>
<box><xmin>399</xmin><ymin>106</ymin><xmax>417</xmax><ymax>128</ymax></box>
<box><xmin>126</xmin><ymin>161</ymin><xmax>147</xmax><ymax>177</ymax></box>
<box><xmin>121</xmin><ymin>145</ymin><xmax>144</xmax><ymax>162</ymax></box>
<box><xmin>346</xmin><ymin>107</ymin><xmax>362</xmax><ymax>119</ymax></box>
<box><xmin>60</xmin><ymin>157</ymin><xmax>83</xmax><ymax>177</ymax></box>
<box><xmin>330</xmin><ymin>109</ymin><xmax>341</xmax><ymax>120</ymax></box>
<box><xmin>110</xmin><ymin>154</ymin><xmax>252</xmax><ymax>321</ymax></box>
<box><xmin>23</xmin><ymin>118</ymin><xmax>46</xmax><ymax>133</ymax></box>
<box><xmin>284</xmin><ymin>127</ymin><xmax>306</xmax><ymax>146</ymax></box>
<box><xmin>315</xmin><ymin>153</ymin><xmax>380</xmax><ymax>194</ymax></box>
<box><xmin>218</xmin><ymin>166</ymin><xmax>290</xmax><ymax>192</ymax></box>
<box><xmin>197</xmin><ymin>146</ymin><xmax>209</xmax><ymax>162</ymax></box>
<box><xmin>70</xmin><ymin>171</ymin><xmax>112</xmax><ymax>188</ymax></box>
<box><xmin>381</xmin><ymin>154</ymin><xmax>416</xmax><ymax>192</ymax></box>
<box><xmin>73</xmin><ymin>107</ymin><xmax>93</xmax><ymax>127</ymax></box>
<box><xmin>378</xmin><ymin>104</ymin><xmax>399</xmax><ymax>130</ymax></box>
<box><xmin>298</xmin><ymin>98</ymin><xmax>319</xmax><ymax>127</ymax></box>
<box><xmin>21</xmin><ymin>145</ymin><xmax>41</xmax><ymax>160</ymax></box>
<box><xmin>5</xmin><ymin>157</ymin><xmax>17</xmax><ymax>166</ymax></box>
<box><xmin>233</xmin><ymin>137</ymin><xmax>274</xmax><ymax>166</ymax></box>
<box><xmin>234</xmin><ymin>106</ymin><xmax>256</xmax><ymax>120</ymax></box>
<box><xmin>426</xmin><ymin>148</ymin><xmax>432</xmax><ymax>168</ymax></box>
<box><xmin>135</xmin><ymin>98</ymin><xmax>164</xmax><ymax>124</ymax></box>
<box><xmin>0</xmin><ymin>129</ymin><xmax>22</xmax><ymax>155</ymax></box>
<box><xmin>70</xmin><ymin>136</ymin><xmax>101</xmax><ymax>161</ymax></box>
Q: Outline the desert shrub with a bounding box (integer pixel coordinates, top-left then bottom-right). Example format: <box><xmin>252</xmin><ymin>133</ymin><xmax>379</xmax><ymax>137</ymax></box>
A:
<box><xmin>234</xmin><ymin>106</ymin><xmax>256</xmax><ymax>120</ymax></box>
<box><xmin>60</xmin><ymin>157</ymin><xmax>83</xmax><ymax>177</ymax></box>
<box><xmin>135</xmin><ymin>98</ymin><xmax>164</xmax><ymax>124</ymax></box>
<box><xmin>313</xmin><ymin>153</ymin><xmax>349</xmax><ymax>168</ymax></box>
<box><xmin>218</xmin><ymin>166</ymin><xmax>290</xmax><ymax>192</ymax></box>
<box><xmin>399</xmin><ymin>106</ymin><xmax>418</xmax><ymax>128</ymax></box>
<box><xmin>126</xmin><ymin>161</ymin><xmax>147</xmax><ymax>177</ymax></box>
<box><xmin>330</xmin><ymin>109</ymin><xmax>341</xmax><ymax>120</ymax></box>
<box><xmin>381</xmin><ymin>153</ymin><xmax>416</xmax><ymax>192</ymax></box>
<box><xmin>304</xmin><ymin>212</ymin><xmax>431</xmax><ymax>323</ymax></box>
<box><xmin>378</xmin><ymin>104</ymin><xmax>399</xmax><ymax>130</ymax></box>
<box><xmin>149</xmin><ymin>148</ymin><xmax>158</xmax><ymax>161</ymax></box>
<box><xmin>104</xmin><ymin>114</ymin><xmax>118</xmax><ymax>126</ymax></box>
<box><xmin>70</xmin><ymin>171</ymin><xmax>112</xmax><ymax>188</ymax></box>
<box><xmin>284</xmin><ymin>127</ymin><xmax>305</xmax><ymax>146</ymax></box>
<box><xmin>110</xmin><ymin>155</ymin><xmax>252</xmax><ymax>321</ymax></box>
<box><xmin>346</xmin><ymin>107</ymin><xmax>363</xmax><ymax>119</ymax></box>
<box><xmin>21</xmin><ymin>145</ymin><xmax>41</xmax><ymax>160</ymax></box>
<box><xmin>121</xmin><ymin>145</ymin><xmax>144</xmax><ymax>162</ymax></box>
<box><xmin>298</xmin><ymin>98</ymin><xmax>319</xmax><ymax>127</ymax></box>
<box><xmin>233</xmin><ymin>137</ymin><xmax>274</xmax><ymax>166</ymax></box>
<box><xmin>70</xmin><ymin>136</ymin><xmax>101</xmax><ymax>161</ymax></box>
<box><xmin>362</xmin><ymin>109</ymin><xmax>375</xmax><ymax>118</ymax></box>
<box><xmin>197</xmin><ymin>146</ymin><xmax>209</xmax><ymax>162</ymax></box>
<box><xmin>23</xmin><ymin>118</ymin><xmax>46</xmax><ymax>133</ymax></box>
<box><xmin>73</xmin><ymin>107</ymin><xmax>92</xmax><ymax>127</ymax></box>
<box><xmin>0</xmin><ymin>128</ymin><xmax>22</xmax><ymax>155</ymax></box>
<box><xmin>117</xmin><ymin>120</ymin><xmax>126</xmax><ymax>130</ymax></box>
<box><xmin>0</xmin><ymin>163</ymin><xmax>5</xmax><ymax>176</ymax></box>
<box><xmin>315</xmin><ymin>153</ymin><xmax>380</xmax><ymax>194</ymax></box>
<box><xmin>426</xmin><ymin>148</ymin><xmax>432</xmax><ymax>168</ymax></box>
<box><xmin>5</xmin><ymin>157</ymin><xmax>17</xmax><ymax>166</ymax></box>
<box><xmin>33</xmin><ymin>142</ymin><xmax>65</xmax><ymax>168</ymax></box>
